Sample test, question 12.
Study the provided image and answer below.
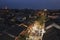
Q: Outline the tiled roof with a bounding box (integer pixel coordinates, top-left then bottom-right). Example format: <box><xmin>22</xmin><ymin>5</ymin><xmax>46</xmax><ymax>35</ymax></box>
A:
<box><xmin>4</xmin><ymin>25</ymin><xmax>27</xmax><ymax>36</ymax></box>
<box><xmin>45</xmin><ymin>17</ymin><xmax>60</xmax><ymax>27</ymax></box>
<box><xmin>43</xmin><ymin>27</ymin><xmax>60</xmax><ymax>40</ymax></box>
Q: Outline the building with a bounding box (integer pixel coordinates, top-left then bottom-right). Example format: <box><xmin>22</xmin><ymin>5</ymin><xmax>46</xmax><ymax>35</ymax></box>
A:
<box><xmin>43</xmin><ymin>17</ymin><xmax>60</xmax><ymax>40</ymax></box>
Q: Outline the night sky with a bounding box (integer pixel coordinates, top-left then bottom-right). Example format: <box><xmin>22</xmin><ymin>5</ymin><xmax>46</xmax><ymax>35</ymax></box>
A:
<box><xmin>0</xmin><ymin>0</ymin><xmax>60</xmax><ymax>9</ymax></box>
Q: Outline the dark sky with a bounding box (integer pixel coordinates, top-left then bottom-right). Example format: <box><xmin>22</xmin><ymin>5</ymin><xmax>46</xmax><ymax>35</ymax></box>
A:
<box><xmin>0</xmin><ymin>0</ymin><xmax>60</xmax><ymax>9</ymax></box>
